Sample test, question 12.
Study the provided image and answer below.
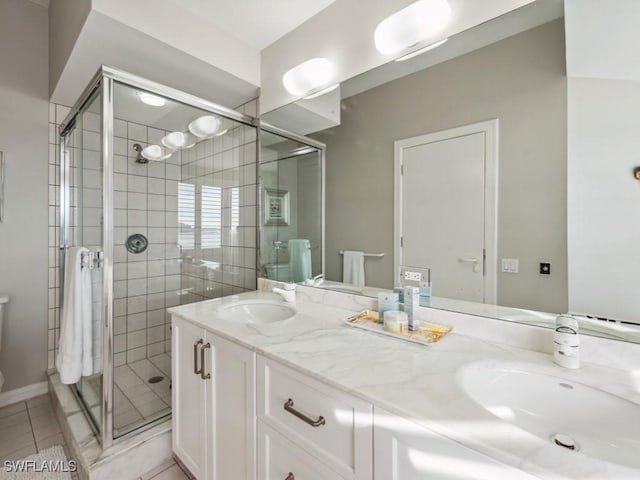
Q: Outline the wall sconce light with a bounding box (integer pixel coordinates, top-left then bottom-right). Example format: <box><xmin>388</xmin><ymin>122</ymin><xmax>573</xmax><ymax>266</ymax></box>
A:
<box><xmin>634</xmin><ymin>166</ymin><xmax>640</xmax><ymax>180</ymax></box>
<box><xmin>282</xmin><ymin>57</ymin><xmax>337</xmax><ymax>98</ymax></box>
<box><xmin>162</xmin><ymin>131</ymin><xmax>196</xmax><ymax>150</ymax></box>
<box><xmin>188</xmin><ymin>115</ymin><xmax>223</xmax><ymax>138</ymax></box>
<box><xmin>375</xmin><ymin>0</ymin><xmax>451</xmax><ymax>58</ymax></box>
<box><xmin>132</xmin><ymin>143</ymin><xmax>173</xmax><ymax>163</ymax></box>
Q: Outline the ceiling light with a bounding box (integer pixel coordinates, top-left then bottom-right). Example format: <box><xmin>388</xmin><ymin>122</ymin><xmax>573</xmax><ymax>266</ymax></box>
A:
<box><xmin>283</xmin><ymin>58</ymin><xmax>336</xmax><ymax>97</ymax></box>
<box><xmin>137</xmin><ymin>92</ymin><xmax>166</xmax><ymax>107</ymax></box>
<box><xmin>374</xmin><ymin>0</ymin><xmax>451</xmax><ymax>56</ymax></box>
<box><xmin>161</xmin><ymin>131</ymin><xmax>196</xmax><ymax>150</ymax></box>
<box><xmin>303</xmin><ymin>83</ymin><xmax>339</xmax><ymax>100</ymax></box>
<box><xmin>394</xmin><ymin>38</ymin><xmax>448</xmax><ymax>62</ymax></box>
<box><xmin>188</xmin><ymin>115</ymin><xmax>222</xmax><ymax>138</ymax></box>
<box><xmin>141</xmin><ymin>145</ymin><xmax>173</xmax><ymax>161</ymax></box>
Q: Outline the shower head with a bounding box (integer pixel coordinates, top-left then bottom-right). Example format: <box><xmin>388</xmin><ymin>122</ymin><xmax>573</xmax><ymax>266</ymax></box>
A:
<box><xmin>132</xmin><ymin>143</ymin><xmax>148</xmax><ymax>164</ymax></box>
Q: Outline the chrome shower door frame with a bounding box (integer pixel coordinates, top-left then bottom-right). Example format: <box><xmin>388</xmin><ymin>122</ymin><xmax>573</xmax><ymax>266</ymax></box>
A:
<box><xmin>59</xmin><ymin>65</ymin><xmax>260</xmax><ymax>449</ymax></box>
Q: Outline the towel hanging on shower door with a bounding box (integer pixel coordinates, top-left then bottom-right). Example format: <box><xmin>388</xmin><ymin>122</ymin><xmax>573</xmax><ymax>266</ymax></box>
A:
<box><xmin>57</xmin><ymin>247</ymin><xmax>94</xmax><ymax>384</ymax></box>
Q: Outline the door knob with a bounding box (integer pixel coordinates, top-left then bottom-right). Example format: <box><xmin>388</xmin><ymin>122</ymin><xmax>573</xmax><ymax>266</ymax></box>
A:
<box><xmin>458</xmin><ymin>257</ymin><xmax>480</xmax><ymax>273</ymax></box>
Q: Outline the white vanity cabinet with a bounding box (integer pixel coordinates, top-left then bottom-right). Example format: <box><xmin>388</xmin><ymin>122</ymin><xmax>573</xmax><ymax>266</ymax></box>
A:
<box><xmin>256</xmin><ymin>356</ymin><xmax>373</xmax><ymax>480</ymax></box>
<box><xmin>374</xmin><ymin>407</ymin><xmax>540</xmax><ymax>480</ymax></box>
<box><xmin>172</xmin><ymin>316</ymin><xmax>256</xmax><ymax>480</ymax></box>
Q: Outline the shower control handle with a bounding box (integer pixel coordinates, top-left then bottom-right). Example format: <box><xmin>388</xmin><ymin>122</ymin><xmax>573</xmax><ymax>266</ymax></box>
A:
<box><xmin>285</xmin><ymin>474</ymin><xmax>295</xmax><ymax>480</ymax></box>
<box><xmin>193</xmin><ymin>339</ymin><xmax>203</xmax><ymax>375</ymax></box>
<box><xmin>200</xmin><ymin>342</ymin><xmax>211</xmax><ymax>380</ymax></box>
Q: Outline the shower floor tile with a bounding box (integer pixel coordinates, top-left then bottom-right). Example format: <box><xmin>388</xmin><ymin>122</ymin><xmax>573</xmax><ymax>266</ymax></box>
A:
<box><xmin>113</xmin><ymin>353</ymin><xmax>172</xmax><ymax>435</ymax></box>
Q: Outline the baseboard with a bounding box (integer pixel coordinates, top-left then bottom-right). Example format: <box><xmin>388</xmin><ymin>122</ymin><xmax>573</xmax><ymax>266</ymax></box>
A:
<box><xmin>0</xmin><ymin>381</ymin><xmax>49</xmax><ymax>408</ymax></box>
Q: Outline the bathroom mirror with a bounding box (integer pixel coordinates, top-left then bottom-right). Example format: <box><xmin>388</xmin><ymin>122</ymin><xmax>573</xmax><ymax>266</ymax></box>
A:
<box><xmin>261</xmin><ymin>0</ymin><xmax>640</xmax><ymax>342</ymax></box>
<box><xmin>259</xmin><ymin>127</ymin><xmax>324</xmax><ymax>284</ymax></box>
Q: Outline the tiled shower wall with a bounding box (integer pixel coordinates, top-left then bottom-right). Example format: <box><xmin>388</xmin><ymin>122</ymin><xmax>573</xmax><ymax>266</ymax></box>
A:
<box><xmin>47</xmin><ymin>99</ymin><xmax>259</xmax><ymax>370</ymax></box>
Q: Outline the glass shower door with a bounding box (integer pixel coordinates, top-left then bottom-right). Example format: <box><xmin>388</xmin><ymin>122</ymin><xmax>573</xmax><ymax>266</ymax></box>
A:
<box><xmin>62</xmin><ymin>91</ymin><xmax>104</xmax><ymax>433</ymax></box>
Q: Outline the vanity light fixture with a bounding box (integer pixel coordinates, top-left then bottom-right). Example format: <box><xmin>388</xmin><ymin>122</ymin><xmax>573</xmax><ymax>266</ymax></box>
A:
<box><xmin>394</xmin><ymin>38</ymin><xmax>448</xmax><ymax>62</ymax></box>
<box><xmin>161</xmin><ymin>131</ymin><xmax>196</xmax><ymax>150</ymax></box>
<box><xmin>282</xmin><ymin>57</ymin><xmax>336</xmax><ymax>97</ymax></box>
<box><xmin>141</xmin><ymin>144</ymin><xmax>173</xmax><ymax>162</ymax></box>
<box><xmin>303</xmin><ymin>83</ymin><xmax>339</xmax><ymax>100</ymax></box>
<box><xmin>374</xmin><ymin>0</ymin><xmax>452</xmax><ymax>57</ymax></box>
<box><xmin>634</xmin><ymin>166</ymin><xmax>640</xmax><ymax>180</ymax></box>
<box><xmin>188</xmin><ymin>115</ymin><xmax>222</xmax><ymax>138</ymax></box>
<box><xmin>290</xmin><ymin>146</ymin><xmax>316</xmax><ymax>156</ymax></box>
<box><xmin>137</xmin><ymin>91</ymin><xmax>166</xmax><ymax>107</ymax></box>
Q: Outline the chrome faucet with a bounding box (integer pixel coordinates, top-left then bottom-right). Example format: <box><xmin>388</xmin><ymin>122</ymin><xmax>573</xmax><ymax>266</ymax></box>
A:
<box><xmin>303</xmin><ymin>274</ymin><xmax>324</xmax><ymax>287</ymax></box>
<box><xmin>553</xmin><ymin>314</ymin><xmax>580</xmax><ymax>369</ymax></box>
<box><xmin>272</xmin><ymin>283</ymin><xmax>296</xmax><ymax>303</ymax></box>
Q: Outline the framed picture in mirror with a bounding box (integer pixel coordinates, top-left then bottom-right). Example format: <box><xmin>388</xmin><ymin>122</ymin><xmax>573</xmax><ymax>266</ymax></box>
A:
<box><xmin>264</xmin><ymin>188</ymin><xmax>290</xmax><ymax>226</ymax></box>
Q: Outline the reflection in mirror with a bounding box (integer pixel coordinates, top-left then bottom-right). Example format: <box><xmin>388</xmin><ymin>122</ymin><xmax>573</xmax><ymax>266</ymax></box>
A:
<box><xmin>261</xmin><ymin>0</ymin><xmax>640</xmax><ymax>341</ymax></box>
<box><xmin>259</xmin><ymin>128</ymin><xmax>324</xmax><ymax>284</ymax></box>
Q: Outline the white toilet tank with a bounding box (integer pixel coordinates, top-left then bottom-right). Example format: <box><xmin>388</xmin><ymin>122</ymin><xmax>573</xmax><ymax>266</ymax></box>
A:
<box><xmin>0</xmin><ymin>294</ymin><xmax>8</xmax><ymax>392</ymax></box>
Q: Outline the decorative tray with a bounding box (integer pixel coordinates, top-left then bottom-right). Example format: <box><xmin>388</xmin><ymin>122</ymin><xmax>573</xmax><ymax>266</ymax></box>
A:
<box><xmin>344</xmin><ymin>310</ymin><xmax>452</xmax><ymax>345</ymax></box>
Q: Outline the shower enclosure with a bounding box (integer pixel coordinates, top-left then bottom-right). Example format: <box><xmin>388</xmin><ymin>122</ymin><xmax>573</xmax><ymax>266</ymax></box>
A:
<box><xmin>59</xmin><ymin>67</ymin><xmax>259</xmax><ymax>448</ymax></box>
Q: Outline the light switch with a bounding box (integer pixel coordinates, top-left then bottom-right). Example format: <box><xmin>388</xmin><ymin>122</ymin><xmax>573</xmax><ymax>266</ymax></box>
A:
<box><xmin>501</xmin><ymin>258</ymin><xmax>519</xmax><ymax>273</ymax></box>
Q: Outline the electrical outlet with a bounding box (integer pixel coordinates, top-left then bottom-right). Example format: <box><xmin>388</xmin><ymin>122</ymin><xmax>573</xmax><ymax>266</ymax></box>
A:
<box><xmin>403</xmin><ymin>270</ymin><xmax>422</xmax><ymax>282</ymax></box>
<box><xmin>539</xmin><ymin>262</ymin><xmax>551</xmax><ymax>275</ymax></box>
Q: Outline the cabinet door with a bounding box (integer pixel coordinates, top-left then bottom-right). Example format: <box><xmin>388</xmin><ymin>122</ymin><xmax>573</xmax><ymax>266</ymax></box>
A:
<box><xmin>374</xmin><ymin>407</ymin><xmax>540</xmax><ymax>480</ymax></box>
<box><xmin>208</xmin><ymin>333</ymin><xmax>256</xmax><ymax>480</ymax></box>
<box><xmin>172</xmin><ymin>317</ymin><xmax>207</xmax><ymax>479</ymax></box>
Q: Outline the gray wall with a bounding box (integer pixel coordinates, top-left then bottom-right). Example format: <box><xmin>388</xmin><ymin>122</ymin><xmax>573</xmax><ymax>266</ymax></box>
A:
<box><xmin>0</xmin><ymin>0</ymin><xmax>49</xmax><ymax>391</ymax></box>
<box><xmin>316</xmin><ymin>20</ymin><xmax>568</xmax><ymax>313</ymax></box>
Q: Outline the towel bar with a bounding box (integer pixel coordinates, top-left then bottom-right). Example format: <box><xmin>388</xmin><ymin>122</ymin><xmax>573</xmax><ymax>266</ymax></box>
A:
<box><xmin>339</xmin><ymin>250</ymin><xmax>384</xmax><ymax>258</ymax></box>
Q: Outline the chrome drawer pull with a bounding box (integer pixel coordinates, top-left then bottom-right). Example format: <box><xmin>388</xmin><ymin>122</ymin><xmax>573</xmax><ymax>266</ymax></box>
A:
<box><xmin>283</xmin><ymin>398</ymin><xmax>325</xmax><ymax>427</ymax></box>
<box><xmin>193</xmin><ymin>339</ymin><xmax>203</xmax><ymax>375</ymax></box>
<box><xmin>201</xmin><ymin>342</ymin><xmax>211</xmax><ymax>380</ymax></box>
<box><xmin>285</xmin><ymin>473</ymin><xmax>295</xmax><ymax>480</ymax></box>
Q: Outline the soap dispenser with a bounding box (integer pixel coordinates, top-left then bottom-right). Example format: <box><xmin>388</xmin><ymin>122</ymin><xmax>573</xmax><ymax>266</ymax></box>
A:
<box><xmin>553</xmin><ymin>314</ymin><xmax>579</xmax><ymax>369</ymax></box>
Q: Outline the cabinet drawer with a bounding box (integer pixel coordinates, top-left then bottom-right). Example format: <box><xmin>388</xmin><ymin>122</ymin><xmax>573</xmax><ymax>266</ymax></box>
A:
<box><xmin>258</xmin><ymin>420</ymin><xmax>345</xmax><ymax>480</ymax></box>
<box><xmin>257</xmin><ymin>356</ymin><xmax>372</xmax><ymax>480</ymax></box>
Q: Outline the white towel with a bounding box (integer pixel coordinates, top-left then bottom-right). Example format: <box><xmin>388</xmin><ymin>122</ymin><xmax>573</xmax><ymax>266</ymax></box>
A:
<box><xmin>57</xmin><ymin>247</ymin><xmax>93</xmax><ymax>384</ymax></box>
<box><xmin>343</xmin><ymin>250</ymin><xmax>365</xmax><ymax>288</ymax></box>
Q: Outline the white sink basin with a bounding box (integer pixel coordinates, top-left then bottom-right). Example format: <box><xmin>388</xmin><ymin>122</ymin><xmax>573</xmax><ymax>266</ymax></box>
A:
<box><xmin>457</xmin><ymin>364</ymin><xmax>640</xmax><ymax>469</ymax></box>
<box><xmin>216</xmin><ymin>300</ymin><xmax>296</xmax><ymax>324</ymax></box>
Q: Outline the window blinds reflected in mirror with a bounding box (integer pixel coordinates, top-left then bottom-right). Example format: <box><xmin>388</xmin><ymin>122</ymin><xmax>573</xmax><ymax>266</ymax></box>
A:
<box><xmin>178</xmin><ymin>183</ymin><xmax>238</xmax><ymax>250</ymax></box>
<box><xmin>202</xmin><ymin>186</ymin><xmax>222</xmax><ymax>248</ymax></box>
<box><xmin>178</xmin><ymin>182</ymin><xmax>195</xmax><ymax>250</ymax></box>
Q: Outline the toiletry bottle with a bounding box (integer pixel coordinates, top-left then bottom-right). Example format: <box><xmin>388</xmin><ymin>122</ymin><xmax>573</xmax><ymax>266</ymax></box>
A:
<box><xmin>404</xmin><ymin>286</ymin><xmax>420</xmax><ymax>330</ymax></box>
<box><xmin>378</xmin><ymin>292</ymin><xmax>400</xmax><ymax>324</ymax></box>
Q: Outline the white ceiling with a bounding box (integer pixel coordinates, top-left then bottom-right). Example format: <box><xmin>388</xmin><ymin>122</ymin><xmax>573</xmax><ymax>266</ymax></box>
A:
<box><xmin>164</xmin><ymin>0</ymin><xmax>338</xmax><ymax>49</ymax></box>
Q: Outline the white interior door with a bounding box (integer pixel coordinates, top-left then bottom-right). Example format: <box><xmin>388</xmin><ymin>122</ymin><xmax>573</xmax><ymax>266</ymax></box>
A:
<box><xmin>395</xmin><ymin>121</ymin><xmax>498</xmax><ymax>303</ymax></box>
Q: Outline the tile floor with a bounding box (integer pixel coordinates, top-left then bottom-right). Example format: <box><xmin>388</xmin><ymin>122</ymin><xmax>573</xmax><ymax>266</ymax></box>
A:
<box><xmin>0</xmin><ymin>394</ymin><xmax>77</xmax><ymax>478</ymax></box>
<box><xmin>0</xmin><ymin>393</ymin><xmax>190</xmax><ymax>480</ymax></box>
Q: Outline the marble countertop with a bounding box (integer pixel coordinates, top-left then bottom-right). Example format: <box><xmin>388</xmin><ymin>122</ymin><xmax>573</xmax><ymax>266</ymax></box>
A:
<box><xmin>168</xmin><ymin>291</ymin><xmax>640</xmax><ymax>480</ymax></box>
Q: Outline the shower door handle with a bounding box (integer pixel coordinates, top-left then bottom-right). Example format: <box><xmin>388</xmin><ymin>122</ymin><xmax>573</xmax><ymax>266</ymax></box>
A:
<box><xmin>200</xmin><ymin>343</ymin><xmax>211</xmax><ymax>380</ymax></box>
<box><xmin>193</xmin><ymin>339</ymin><xmax>203</xmax><ymax>375</ymax></box>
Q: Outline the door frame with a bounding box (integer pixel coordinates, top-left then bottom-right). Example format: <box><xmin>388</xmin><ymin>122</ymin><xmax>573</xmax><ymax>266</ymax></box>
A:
<box><xmin>393</xmin><ymin>119</ymin><xmax>498</xmax><ymax>304</ymax></box>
